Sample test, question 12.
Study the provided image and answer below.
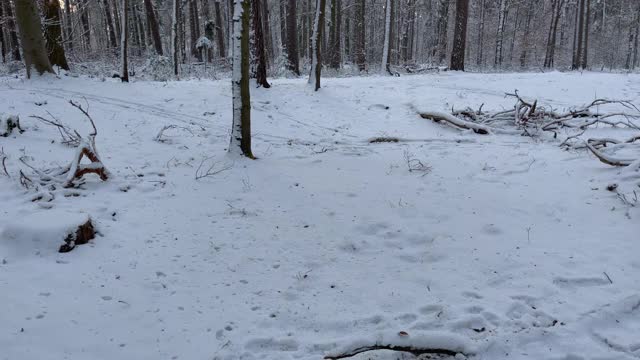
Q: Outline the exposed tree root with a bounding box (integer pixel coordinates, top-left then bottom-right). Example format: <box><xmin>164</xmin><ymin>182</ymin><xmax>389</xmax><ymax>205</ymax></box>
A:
<box><xmin>324</xmin><ymin>344</ymin><xmax>459</xmax><ymax>360</ymax></box>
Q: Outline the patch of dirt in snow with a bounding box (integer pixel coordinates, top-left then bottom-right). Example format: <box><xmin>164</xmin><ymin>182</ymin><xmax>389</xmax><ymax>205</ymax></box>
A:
<box><xmin>0</xmin><ymin>73</ymin><xmax>638</xmax><ymax>360</ymax></box>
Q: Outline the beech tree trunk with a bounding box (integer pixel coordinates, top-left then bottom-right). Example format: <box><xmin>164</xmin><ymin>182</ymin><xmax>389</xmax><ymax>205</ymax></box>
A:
<box><xmin>42</xmin><ymin>0</ymin><xmax>70</xmax><ymax>70</ymax></box>
<box><xmin>285</xmin><ymin>0</ymin><xmax>299</xmax><ymax>75</ymax></box>
<box><xmin>144</xmin><ymin>0</ymin><xmax>163</xmax><ymax>55</ymax></box>
<box><xmin>251</xmin><ymin>0</ymin><xmax>270</xmax><ymax>88</ymax></box>
<box><xmin>450</xmin><ymin>0</ymin><xmax>469</xmax><ymax>71</ymax></box>
<box><xmin>230</xmin><ymin>0</ymin><xmax>253</xmax><ymax>158</ymax></box>
<box><xmin>14</xmin><ymin>0</ymin><xmax>55</xmax><ymax>77</ymax></box>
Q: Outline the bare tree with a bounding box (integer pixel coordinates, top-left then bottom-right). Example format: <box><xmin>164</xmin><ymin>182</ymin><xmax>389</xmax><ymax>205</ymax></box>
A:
<box><xmin>381</xmin><ymin>0</ymin><xmax>393</xmax><ymax>74</ymax></box>
<box><xmin>230</xmin><ymin>0</ymin><xmax>253</xmax><ymax>158</ymax></box>
<box><xmin>2</xmin><ymin>0</ymin><xmax>22</xmax><ymax>61</ymax></box>
<box><xmin>251</xmin><ymin>0</ymin><xmax>270</xmax><ymax>88</ymax></box>
<box><xmin>285</xmin><ymin>0</ymin><xmax>299</xmax><ymax>75</ymax></box>
<box><xmin>309</xmin><ymin>0</ymin><xmax>326</xmax><ymax>90</ymax></box>
<box><xmin>42</xmin><ymin>0</ymin><xmax>70</xmax><ymax>70</ymax></box>
<box><xmin>14</xmin><ymin>0</ymin><xmax>54</xmax><ymax>77</ymax></box>
<box><xmin>214</xmin><ymin>0</ymin><xmax>226</xmax><ymax>58</ymax></box>
<box><xmin>354</xmin><ymin>0</ymin><xmax>366</xmax><ymax>71</ymax></box>
<box><xmin>120</xmin><ymin>0</ymin><xmax>129</xmax><ymax>81</ymax></box>
<box><xmin>450</xmin><ymin>0</ymin><xmax>469</xmax><ymax>71</ymax></box>
<box><xmin>144</xmin><ymin>0</ymin><xmax>163</xmax><ymax>55</ymax></box>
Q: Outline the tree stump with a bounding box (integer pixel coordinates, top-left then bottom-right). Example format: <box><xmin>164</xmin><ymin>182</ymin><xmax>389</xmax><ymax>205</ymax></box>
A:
<box><xmin>59</xmin><ymin>218</ymin><xmax>95</xmax><ymax>253</ymax></box>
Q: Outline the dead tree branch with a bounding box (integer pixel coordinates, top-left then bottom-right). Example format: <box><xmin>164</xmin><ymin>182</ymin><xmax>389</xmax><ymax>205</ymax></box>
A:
<box><xmin>195</xmin><ymin>157</ymin><xmax>233</xmax><ymax>180</ymax></box>
<box><xmin>324</xmin><ymin>345</ymin><xmax>459</xmax><ymax>360</ymax></box>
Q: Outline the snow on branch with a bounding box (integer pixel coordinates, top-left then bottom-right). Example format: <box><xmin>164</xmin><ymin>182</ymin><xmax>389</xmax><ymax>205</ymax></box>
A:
<box><xmin>324</xmin><ymin>331</ymin><xmax>473</xmax><ymax>360</ymax></box>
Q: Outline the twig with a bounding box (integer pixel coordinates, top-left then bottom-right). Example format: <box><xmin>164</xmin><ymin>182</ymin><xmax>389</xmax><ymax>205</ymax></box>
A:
<box><xmin>195</xmin><ymin>157</ymin><xmax>233</xmax><ymax>180</ymax></box>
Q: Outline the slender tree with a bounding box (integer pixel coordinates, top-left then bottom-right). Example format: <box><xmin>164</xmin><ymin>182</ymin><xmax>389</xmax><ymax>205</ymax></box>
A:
<box><xmin>494</xmin><ymin>0</ymin><xmax>507</xmax><ymax>68</ymax></box>
<box><xmin>309</xmin><ymin>0</ymin><xmax>326</xmax><ymax>90</ymax></box>
<box><xmin>230</xmin><ymin>0</ymin><xmax>253</xmax><ymax>158</ymax></box>
<box><xmin>251</xmin><ymin>0</ymin><xmax>270</xmax><ymax>88</ymax></box>
<box><xmin>328</xmin><ymin>0</ymin><xmax>341</xmax><ymax>69</ymax></box>
<box><xmin>63</xmin><ymin>0</ymin><xmax>72</xmax><ymax>51</ymax></box>
<box><xmin>450</xmin><ymin>0</ymin><xmax>469</xmax><ymax>71</ymax></box>
<box><xmin>120</xmin><ymin>0</ymin><xmax>129</xmax><ymax>82</ymax></box>
<box><xmin>172</xmin><ymin>0</ymin><xmax>180</xmax><ymax>76</ymax></box>
<box><xmin>42</xmin><ymin>0</ymin><xmax>70</xmax><ymax>70</ymax></box>
<box><xmin>14</xmin><ymin>0</ymin><xmax>54</xmax><ymax>77</ymax></box>
<box><xmin>103</xmin><ymin>0</ymin><xmax>118</xmax><ymax>48</ymax></box>
<box><xmin>2</xmin><ymin>0</ymin><xmax>22</xmax><ymax>61</ymax></box>
<box><xmin>144</xmin><ymin>0</ymin><xmax>163</xmax><ymax>55</ymax></box>
<box><xmin>354</xmin><ymin>0</ymin><xmax>366</xmax><ymax>71</ymax></box>
<box><xmin>435</xmin><ymin>0</ymin><xmax>449</xmax><ymax>64</ymax></box>
<box><xmin>214</xmin><ymin>0</ymin><xmax>226</xmax><ymax>58</ymax></box>
<box><xmin>285</xmin><ymin>0</ymin><xmax>299</xmax><ymax>75</ymax></box>
<box><xmin>0</xmin><ymin>2</ymin><xmax>6</xmax><ymax>63</ymax></box>
<box><xmin>381</xmin><ymin>0</ymin><xmax>392</xmax><ymax>74</ymax></box>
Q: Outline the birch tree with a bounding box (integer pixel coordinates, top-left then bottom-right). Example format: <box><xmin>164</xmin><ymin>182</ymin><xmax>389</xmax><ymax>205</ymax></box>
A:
<box><xmin>230</xmin><ymin>0</ymin><xmax>253</xmax><ymax>158</ymax></box>
<box><xmin>309</xmin><ymin>0</ymin><xmax>326</xmax><ymax>90</ymax></box>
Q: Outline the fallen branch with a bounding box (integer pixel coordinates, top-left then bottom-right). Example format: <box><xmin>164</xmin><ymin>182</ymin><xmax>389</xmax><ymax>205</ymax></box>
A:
<box><xmin>585</xmin><ymin>142</ymin><xmax>635</xmax><ymax>167</ymax></box>
<box><xmin>324</xmin><ymin>345</ymin><xmax>458</xmax><ymax>360</ymax></box>
<box><xmin>0</xmin><ymin>147</ymin><xmax>9</xmax><ymax>178</ymax></box>
<box><xmin>195</xmin><ymin>157</ymin><xmax>233</xmax><ymax>180</ymax></box>
<box><xmin>419</xmin><ymin>111</ymin><xmax>493</xmax><ymax>135</ymax></box>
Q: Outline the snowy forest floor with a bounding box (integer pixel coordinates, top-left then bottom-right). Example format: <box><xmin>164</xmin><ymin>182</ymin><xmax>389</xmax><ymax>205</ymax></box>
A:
<box><xmin>1</xmin><ymin>72</ymin><xmax>639</xmax><ymax>360</ymax></box>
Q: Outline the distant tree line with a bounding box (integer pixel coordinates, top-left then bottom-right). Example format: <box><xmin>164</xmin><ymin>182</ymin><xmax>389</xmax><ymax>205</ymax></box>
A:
<box><xmin>1</xmin><ymin>0</ymin><xmax>640</xmax><ymax>75</ymax></box>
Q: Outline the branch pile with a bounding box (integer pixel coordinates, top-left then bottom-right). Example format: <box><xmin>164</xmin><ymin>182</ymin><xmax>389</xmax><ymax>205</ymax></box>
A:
<box><xmin>417</xmin><ymin>92</ymin><xmax>640</xmax><ymax>168</ymax></box>
<box><xmin>19</xmin><ymin>101</ymin><xmax>109</xmax><ymax>202</ymax></box>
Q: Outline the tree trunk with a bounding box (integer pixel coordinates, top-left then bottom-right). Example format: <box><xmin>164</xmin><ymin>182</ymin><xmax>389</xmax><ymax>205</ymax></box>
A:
<box><xmin>580</xmin><ymin>0</ymin><xmax>590</xmax><ymax>69</ymax></box>
<box><xmin>103</xmin><ymin>0</ymin><xmax>119</xmax><ymax>48</ymax></box>
<box><xmin>230</xmin><ymin>0</ymin><xmax>253</xmax><ymax>158</ymax></box>
<box><xmin>64</xmin><ymin>0</ymin><xmax>72</xmax><ymax>51</ymax></box>
<box><xmin>189</xmin><ymin>0</ymin><xmax>202</xmax><ymax>61</ymax></box>
<box><xmin>285</xmin><ymin>0</ymin><xmax>299</xmax><ymax>75</ymax></box>
<box><xmin>494</xmin><ymin>0</ymin><xmax>507</xmax><ymax>68</ymax></box>
<box><xmin>450</xmin><ymin>0</ymin><xmax>469</xmax><ymax>71</ymax></box>
<box><xmin>121</xmin><ymin>0</ymin><xmax>129</xmax><ymax>81</ymax></box>
<box><xmin>519</xmin><ymin>1</ymin><xmax>533</xmax><ymax>68</ymax></box>
<box><xmin>14</xmin><ymin>0</ymin><xmax>55</xmax><ymax>77</ymax></box>
<box><xmin>279</xmin><ymin>0</ymin><xmax>286</xmax><ymax>52</ymax></box>
<box><xmin>354</xmin><ymin>0</ymin><xmax>365</xmax><ymax>71</ymax></box>
<box><xmin>112</xmin><ymin>0</ymin><xmax>122</xmax><ymax>42</ymax></box>
<box><xmin>544</xmin><ymin>0</ymin><xmax>564</xmax><ymax>68</ymax></box>
<box><xmin>213</xmin><ymin>0</ymin><xmax>226</xmax><ymax>58</ymax></box>
<box><xmin>172</xmin><ymin>0</ymin><xmax>180</xmax><ymax>76</ymax></box>
<box><xmin>79</xmin><ymin>0</ymin><xmax>91</xmax><ymax>51</ymax></box>
<box><xmin>2</xmin><ymin>0</ymin><xmax>22</xmax><ymax>61</ymax></box>
<box><xmin>436</xmin><ymin>0</ymin><xmax>449</xmax><ymax>64</ymax></box>
<box><xmin>381</xmin><ymin>0</ymin><xmax>392</xmax><ymax>74</ymax></box>
<box><xmin>328</xmin><ymin>0</ymin><xmax>341</xmax><ymax>69</ymax></box>
<box><xmin>251</xmin><ymin>0</ymin><xmax>270</xmax><ymax>88</ymax></box>
<box><xmin>309</xmin><ymin>0</ymin><xmax>326</xmax><ymax>90</ymax></box>
<box><xmin>573</xmin><ymin>0</ymin><xmax>585</xmax><ymax>69</ymax></box>
<box><xmin>0</xmin><ymin>2</ymin><xmax>6</xmax><ymax>62</ymax></box>
<box><xmin>42</xmin><ymin>0</ymin><xmax>70</xmax><ymax>70</ymax></box>
<box><xmin>144</xmin><ymin>0</ymin><xmax>163</xmax><ymax>55</ymax></box>
<box><xmin>476</xmin><ymin>0</ymin><xmax>485</xmax><ymax>67</ymax></box>
<box><xmin>262</xmin><ymin>1</ymin><xmax>273</xmax><ymax>65</ymax></box>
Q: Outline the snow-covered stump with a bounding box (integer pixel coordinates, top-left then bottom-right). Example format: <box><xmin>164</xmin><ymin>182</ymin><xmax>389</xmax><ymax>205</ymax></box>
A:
<box><xmin>0</xmin><ymin>113</ymin><xmax>23</xmax><ymax>137</ymax></box>
<box><xmin>59</xmin><ymin>217</ymin><xmax>96</xmax><ymax>253</ymax></box>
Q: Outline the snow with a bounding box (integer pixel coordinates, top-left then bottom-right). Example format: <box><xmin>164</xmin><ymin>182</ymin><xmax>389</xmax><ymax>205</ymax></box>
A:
<box><xmin>0</xmin><ymin>71</ymin><xmax>639</xmax><ymax>360</ymax></box>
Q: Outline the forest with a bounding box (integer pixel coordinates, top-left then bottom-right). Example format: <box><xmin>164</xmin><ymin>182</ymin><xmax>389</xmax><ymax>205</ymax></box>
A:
<box><xmin>0</xmin><ymin>1</ymin><xmax>639</xmax><ymax>360</ymax></box>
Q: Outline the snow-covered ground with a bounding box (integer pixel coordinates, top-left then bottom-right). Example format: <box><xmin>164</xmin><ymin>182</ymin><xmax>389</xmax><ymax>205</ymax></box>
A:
<box><xmin>0</xmin><ymin>72</ymin><xmax>639</xmax><ymax>360</ymax></box>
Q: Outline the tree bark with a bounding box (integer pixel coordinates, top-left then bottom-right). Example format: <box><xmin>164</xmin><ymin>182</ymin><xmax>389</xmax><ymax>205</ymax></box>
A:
<box><xmin>436</xmin><ymin>0</ymin><xmax>449</xmax><ymax>64</ymax></box>
<box><xmin>42</xmin><ymin>0</ymin><xmax>70</xmax><ymax>70</ymax></box>
<box><xmin>213</xmin><ymin>0</ymin><xmax>226</xmax><ymax>58</ymax></box>
<box><xmin>103</xmin><ymin>0</ymin><xmax>119</xmax><ymax>48</ymax></box>
<box><xmin>144</xmin><ymin>0</ymin><xmax>163</xmax><ymax>55</ymax></box>
<box><xmin>2</xmin><ymin>0</ymin><xmax>22</xmax><ymax>61</ymax></box>
<box><xmin>251</xmin><ymin>0</ymin><xmax>270</xmax><ymax>88</ymax></box>
<box><xmin>381</xmin><ymin>0</ymin><xmax>392</xmax><ymax>74</ymax></box>
<box><xmin>494</xmin><ymin>0</ymin><xmax>507</xmax><ymax>68</ymax></box>
<box><xmin>309</xmin><ymin>0</ymin><xmax>326</xmax><ymax>90</ymax></box>
<box><xmin>14</xmin><ymin>0</ymin><xmax>55</xmax><ymax>77</ymax></box>
<box><xmin>354</xmin><ymin>0</ymin><xmax>365</xmax><ymax>71</ymax></box>
<box><xmin>120</xmin><ymin>0</ymin><xmax>129</xmax><ymax>81</ymax></box>
<box><xmin>285</xmin><ymin>0</ymin><xmax>299</xmax><ymax>75</ymax></box>
<box><xmin>580</xmin><ymin>0</ymin><xmax>590</xmax><ymax>69</ymax></box>
<box><xmin>172</xmin><ymin>0</ymin><xmax>180</xmax><ymax>76</ymax></box>
<box><xmin>230</xmin><ymin>0</ymin><xmax>253</xmax><ymax>158</ymax></box>
<box><xmin>450</xmin><ymin>0</ymin><xmax>469</xmax><ymax>71</ymax></box>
